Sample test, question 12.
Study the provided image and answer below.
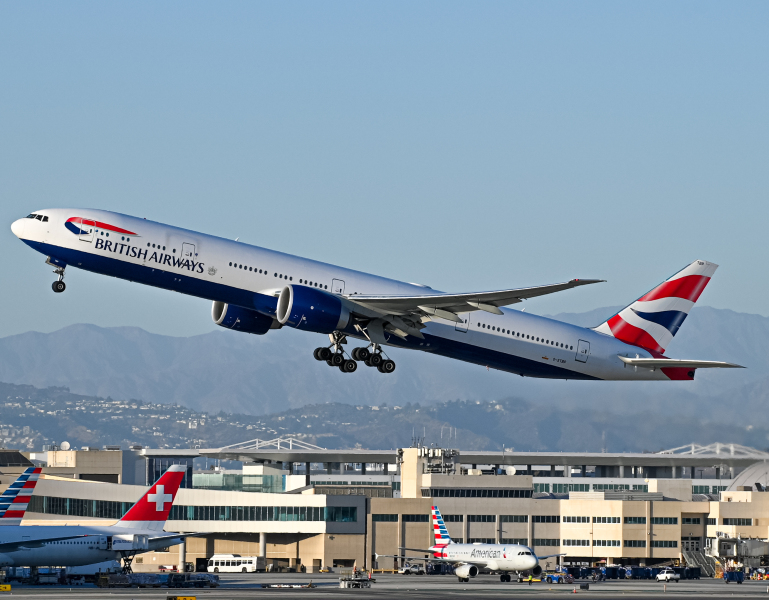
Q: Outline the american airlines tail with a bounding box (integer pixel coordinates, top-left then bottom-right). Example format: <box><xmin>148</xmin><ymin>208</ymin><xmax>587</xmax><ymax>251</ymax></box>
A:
<box><xmin>594</xmin><ymin>260</ymin><xmax>717</xmax><ymax>354</ymax></box>
<box><xmin>0</xmin><ymin>467</ymin><xmax>42</xmax><ymax>526</ymax></box>
<box><xmin>431</xmin><ymin>506</ymin><xmax>452</xmax><ymax>547</ymax></box>
<box><xmin>115</xmin><ymin>465</ymin><xmax>186</xmax><ymax>531</ymax></box>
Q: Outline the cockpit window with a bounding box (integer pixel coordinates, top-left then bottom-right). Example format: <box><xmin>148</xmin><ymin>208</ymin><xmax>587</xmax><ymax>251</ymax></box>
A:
<box><xmin>27</xmin><ymin>214</ymin><xmax>37</xmax><ymax>219</ymax></box>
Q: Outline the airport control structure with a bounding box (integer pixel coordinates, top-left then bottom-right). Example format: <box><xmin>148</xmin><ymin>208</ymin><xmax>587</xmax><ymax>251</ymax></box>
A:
<box><xmin>3</xmin><ymin>439</ymin><xmax>769</xmax><ymax>575</ymax></box>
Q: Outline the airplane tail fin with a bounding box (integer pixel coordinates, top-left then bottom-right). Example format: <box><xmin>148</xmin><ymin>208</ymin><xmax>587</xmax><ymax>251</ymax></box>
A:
<box><xmin>0</xmin><ymin>467</ymin><xmax>42</xmax><ymax>526</ymax></box>
<box><xmin>116</xmin><ymin>465</ymin><xmax>186</xmax><ymax>531</ymax></box>
<box><xmin>594</xmin><ymin>260</ymin><xmax>717</xmax><ymax>354</ymax></box>
<box><xmin>431</xmin><ymin>505</ymin><xmax>452</xmax><ymax>546</ymax></box>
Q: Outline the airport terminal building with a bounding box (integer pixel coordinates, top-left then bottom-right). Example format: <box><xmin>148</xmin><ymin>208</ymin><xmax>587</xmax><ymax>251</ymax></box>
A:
<box><xmin>3</xmin><ymin>441</ymin><xmax>769</xmax><ymax>573</ymax></box>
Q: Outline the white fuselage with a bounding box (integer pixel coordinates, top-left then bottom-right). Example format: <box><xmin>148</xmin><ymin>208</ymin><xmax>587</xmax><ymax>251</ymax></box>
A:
<box><xmin>432</xmin><ymin>542</ymin><xmax>538</xmax><ymax>572</ymax></box>
<box><xmin>11</xmin><ymin>208</ymin><xmax>670</xmax><ymax>381</ymax></box>
<box><xmin>0</xmin><ymin>524</ymin><xmax>180</xmax><ymax>567</ymax></box>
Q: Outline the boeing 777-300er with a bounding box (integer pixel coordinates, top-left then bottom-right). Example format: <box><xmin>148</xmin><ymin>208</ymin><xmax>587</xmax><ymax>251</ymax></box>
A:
<box><xmin>0</xmin><ymin>465</ymin><xmax>188</xmax><ymax>569</ymax></box>
<box><xmin>377</xmin><ymin>506</ymin><xmax>556</xmax><ymax>582</ymax></box>
<box><xmin>11</xmin><ymin>209</ymin><xmax>743</xmax><ymax>379</ymax></box>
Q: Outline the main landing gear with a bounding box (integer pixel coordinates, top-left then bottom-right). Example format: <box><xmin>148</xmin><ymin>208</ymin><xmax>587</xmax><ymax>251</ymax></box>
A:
<box><xmin>313</xmin><ymin>333</ymin><xmax>396</xmax><ymax>374</ymax></box>
<box><xmin>500</xmin><ymin>573</ymin><xmax>512</xmax><ymax>582</ymax></box>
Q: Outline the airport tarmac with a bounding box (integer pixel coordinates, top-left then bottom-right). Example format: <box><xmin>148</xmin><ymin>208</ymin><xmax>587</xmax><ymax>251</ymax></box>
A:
<box><xmin>3</xmin><ymin>573</ymin><xmax>769</xmax><ymax>599</ymax></box>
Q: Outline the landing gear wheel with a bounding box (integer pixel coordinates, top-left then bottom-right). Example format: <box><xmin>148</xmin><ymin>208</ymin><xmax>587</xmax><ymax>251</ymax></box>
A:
<box><xmin>313</xmin><ymin>348</ymin><xmax>324</xmax><ymax>361</ymax></box>
<box><xmin>340</xmin><ymin>359</ymin><xmax>357</xmax><ymax>373</ymax></box>
<box><xmin>369</xmin><ymin>353</ymin><xmax>383</xmax><ymax>367</ymax></box>
<box><xmin>318</xmin><ymin>347</ymin><xmax>332</xmax><ymax>361</ymax></box>
<box><xmin>352</xmin><ymin>347</ymin><xmax>370</xmax><ymax>361</ymax></box>
<box><xmin>329</xmin><ymin>353</ymin><xmax>344</xmax><ymax>367</ymax></box>
<box><xmin>378</xmin><ymin>359</ymin><xmax>395</xmax><ymax>373</ymax></box>
<box><xmin>52</xmin><ymin>281</ymin><xmax>66</xmax><ymax>293</ymax></box>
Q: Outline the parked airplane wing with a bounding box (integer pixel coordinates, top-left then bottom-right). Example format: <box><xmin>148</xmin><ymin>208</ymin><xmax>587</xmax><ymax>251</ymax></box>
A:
<box><xmin>618</xmin><ymin>357</ymin><xmax>744</xmax><ymax>369</ymax></box>
<box><xmin>346</xmin><ymin>279</ymin><xmax>604</xmax><ymax>318</ymax></box>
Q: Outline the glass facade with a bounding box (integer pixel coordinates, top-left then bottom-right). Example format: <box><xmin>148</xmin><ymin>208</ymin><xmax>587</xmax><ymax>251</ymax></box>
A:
<box><xmin>421</xmin><ymin>488</ymin><xmax>532</xmax><ymax>498</ymax></box>
<box><xmin>147</xmin><ymin>457</ymin><xmax>193</xmax><ymax>489</ymax></box>
<box><xmin>28</xmin><ymin>496</ymin><xmax>356</xmax><ymax>522</ymax></box>
<box><xmin>193</xmin><ymin>473</ymin><xmax>283</xmax><ymax>494</ymax></box>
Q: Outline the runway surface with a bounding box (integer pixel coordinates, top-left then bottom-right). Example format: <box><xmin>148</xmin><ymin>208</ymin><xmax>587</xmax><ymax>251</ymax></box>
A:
<box><xmin>3</xmin><ymin>573</ymin><xmax>767</xmax><ymax>598</ymax></box>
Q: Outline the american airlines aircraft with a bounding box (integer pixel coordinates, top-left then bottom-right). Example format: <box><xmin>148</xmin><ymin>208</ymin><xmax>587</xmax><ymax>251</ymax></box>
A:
<box><xmin>11</xmin><ymin>209</ymin><xmax>742</xmax><ymax>378</ymax></box>
<box><xmin>380</xmin><ymin>506</ymin><xmax>553</xmax><ymax>582</ymax></box>
<box><xmin>0</xmin><ymin>465</ymin><xmax>188</xmax><ymax>569</ymax></box>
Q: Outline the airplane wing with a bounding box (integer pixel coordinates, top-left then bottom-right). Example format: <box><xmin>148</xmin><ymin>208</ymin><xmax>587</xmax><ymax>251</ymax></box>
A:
<box><xmin>536</xmin><ymin>553</ymin><xmax>567</xmax><ymax>559</ymax></box>
<box><xmin>347</xmin><ymin>279</ymin><xmax>604</xmax><ymax>318</ymax></box>
<box><xmin>618</xmin><ymin>357</ymin><xmax>745</xmax><ymax>369</ymax></box>
<box><xmin>150</xmin><ymin>532</ymin><xmax>205</xmax><ymax>543</ymax></box>
<box><xmin>0</xmin><ymin>534</ymin><xmax>93</xmax><ymax>551</ymax></box>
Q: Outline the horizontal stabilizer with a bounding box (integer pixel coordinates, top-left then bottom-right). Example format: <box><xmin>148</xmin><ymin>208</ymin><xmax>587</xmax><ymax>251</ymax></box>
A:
<box><xmin>618</xmin><ymin>356</ymin><xmax>744</xmax><ymax>369</ymax></box>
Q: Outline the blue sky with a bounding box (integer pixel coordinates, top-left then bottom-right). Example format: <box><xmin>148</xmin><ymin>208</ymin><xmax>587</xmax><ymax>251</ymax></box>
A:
<box><xmin>1</xmin><ymin>2</ymin><xmax>767</xmax><ymax>338</ymax></box>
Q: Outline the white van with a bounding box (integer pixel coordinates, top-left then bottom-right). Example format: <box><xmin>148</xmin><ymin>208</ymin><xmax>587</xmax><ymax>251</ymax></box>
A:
<box><xmin>207</xmin><ymin>554</ymin><xmax>265</xmax><ymax>573</ymax></box>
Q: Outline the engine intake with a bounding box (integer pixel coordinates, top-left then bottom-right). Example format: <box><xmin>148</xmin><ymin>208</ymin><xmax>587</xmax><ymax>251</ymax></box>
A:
<box><xmin>212</xmin><ymin>301</ymin><xmax>279</xmax><ymax>335</ymax></box>
<box><xmin>454</xmin><ymin>564</ymin><xmax>478</xmax><ymax>579</ymax></box>
<box><xmin>276</xmin><ymin>285</ymin><xmax>350</xmax><ymax>334</ymax></box>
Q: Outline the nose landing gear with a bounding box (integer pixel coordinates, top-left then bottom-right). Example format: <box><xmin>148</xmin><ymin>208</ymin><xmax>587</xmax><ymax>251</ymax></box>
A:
<box><xmin>49</xmin><ymin>262</ymin><xmax>66</xmax><ymax>293</ymax></box>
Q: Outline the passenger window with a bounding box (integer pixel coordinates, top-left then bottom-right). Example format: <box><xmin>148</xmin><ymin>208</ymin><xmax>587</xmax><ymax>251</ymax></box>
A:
<box><xmin>249</xmin><ymin>267</ymin><xmax>252</xmax><ymax>271</ymax></box>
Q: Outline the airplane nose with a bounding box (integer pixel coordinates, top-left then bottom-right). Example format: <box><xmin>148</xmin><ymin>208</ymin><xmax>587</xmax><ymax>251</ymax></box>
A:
<box><xmin>10</xmin><ymin>218</ymin><xmax>26</xmax><ymax>239</ymax></box>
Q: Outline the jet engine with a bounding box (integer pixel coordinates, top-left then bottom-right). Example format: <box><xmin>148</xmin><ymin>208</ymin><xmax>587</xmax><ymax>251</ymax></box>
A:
<box><xmin>454</xmin><ymin>564</ymin><xmax>478</xmax><ymax>579</ymax></box>
<box><xmin>276</xmin><ymin>285</ymin><xmax>350</xmax><ymax>334</ymax></box>
<box><xmin>532</xmin><ymin>565</ymin><xmax>542</xmax><ymax>576</ymax></box>
<box><xmin>212</xmin><ymin>301</ymin><xmax>280</xmax><ymax>335</ymax></box>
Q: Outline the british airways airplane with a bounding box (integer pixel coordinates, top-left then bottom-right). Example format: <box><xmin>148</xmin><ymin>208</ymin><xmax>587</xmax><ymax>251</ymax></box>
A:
<box><xmin>11</xmin><ymin>209</ymin><xmax>742</xmax><ymax>379</ymax></box>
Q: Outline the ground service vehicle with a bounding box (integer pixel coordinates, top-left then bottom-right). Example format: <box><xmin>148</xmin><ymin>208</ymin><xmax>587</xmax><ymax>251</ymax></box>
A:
<box><xmin>656</xmin><ymin>568</ymin><xmax>680</xmax><ymax>582</ymax></box>
<box><xmin>398</xmin><ymin>563</ymin><xmax>425</xmax><ymax>575</ymax></box>
<box><xmin>207</xmin><ymin>554</ymin><xmax>264</xmax><ymax>573</ymax></box>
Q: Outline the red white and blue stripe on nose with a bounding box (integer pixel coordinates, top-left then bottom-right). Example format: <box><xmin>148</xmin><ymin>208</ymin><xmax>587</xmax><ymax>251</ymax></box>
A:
<box><xmin>595</xmin><ymin>260</ymin><xmax>717</xmax><ymax>354</ymax></box>
<box><xmin>65</xmin><ymin>217</ymin><xmax>137</xmax><ymax>237</ymax></box>
<box><xmin>0</xmin><ymin>467</ymin><xmax>42</xmax><ymax>525</ymax></box>
<box><xmin>431</xmin><ymin>506</ymin><xmax>451</xmax><ymax>545</ymax></box>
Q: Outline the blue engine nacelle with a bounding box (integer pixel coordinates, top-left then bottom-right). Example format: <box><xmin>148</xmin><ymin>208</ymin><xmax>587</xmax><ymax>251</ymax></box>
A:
<box><xmin>212</xmin><ymin>301</ymin><xmax>280</xmax><ymax>335</ymax></box>
<box><xmin>276</xmin><ymin>285</ymin><xmax>350</xmax><ymax>334</ymax></box>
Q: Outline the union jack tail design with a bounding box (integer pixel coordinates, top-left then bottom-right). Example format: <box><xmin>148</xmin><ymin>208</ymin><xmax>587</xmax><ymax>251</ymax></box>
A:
<box><xmin>431</xmin><ymin>505</ymin><xmax>452</xmax><ymax>546</ymax></box>
<box><xmin>0</xmin><ymin>467</ymin><xmax>42</xmax><ymax>526</ymax></box>
<box><xmin>594</xmin><ymin>260</ymin><xmax>717</xmax><ymax>354</ymax></box>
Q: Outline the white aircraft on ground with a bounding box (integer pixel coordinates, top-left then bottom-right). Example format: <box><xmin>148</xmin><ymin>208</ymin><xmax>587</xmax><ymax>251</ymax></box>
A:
<box><xmin>11</xmin><ymin>209</ymin><xmax>743</xmax><ymax>379</ymax></box>
<box><xmin>378</xmin><ymin>506</ymin><xmax>559</xmax><ymax>582</ymax></box>
<box><xmin>0</xmin><ymin>465</ymin><xmax>188</xmax><ymax>570</ymax></box>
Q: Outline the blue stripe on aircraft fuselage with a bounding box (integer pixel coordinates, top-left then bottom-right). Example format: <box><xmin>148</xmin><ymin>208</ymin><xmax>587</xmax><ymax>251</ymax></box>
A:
<box><xmin>631</xmin><ymin>309</ymin><xmax>688</xmax><ymax>336</ymax></box>
<box><xmin>23</xmin><ymin>239</ymin><xmax>599</xmax><ymax>381</ymax></box>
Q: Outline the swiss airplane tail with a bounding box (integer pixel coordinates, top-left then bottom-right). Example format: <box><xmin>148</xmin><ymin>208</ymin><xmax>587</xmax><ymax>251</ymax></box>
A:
<box><xmin>116</xmin><ymin>465</ymin><xmax>186</xmax><ymax>531</ymax></box>
<box><xmin>431</xmin><ymin>505</ymin><xmax>452</xmax><ymax>546</ymax></box>
<box><xmin>594</xmin><ymin>260</ymin><xmax>717</xmax><ymax>354</ymax></box>
<box><xmin>0</xmin><ymin>467</ymin><xmax>42</xmax><ymax>526</ymax></box>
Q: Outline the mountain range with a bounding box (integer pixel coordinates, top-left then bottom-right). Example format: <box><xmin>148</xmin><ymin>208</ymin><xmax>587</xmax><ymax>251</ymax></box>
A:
<box><xmin>0</xmin><ymin>306</ymin><xmax>766</xmax><ymax>438</ymax></box>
